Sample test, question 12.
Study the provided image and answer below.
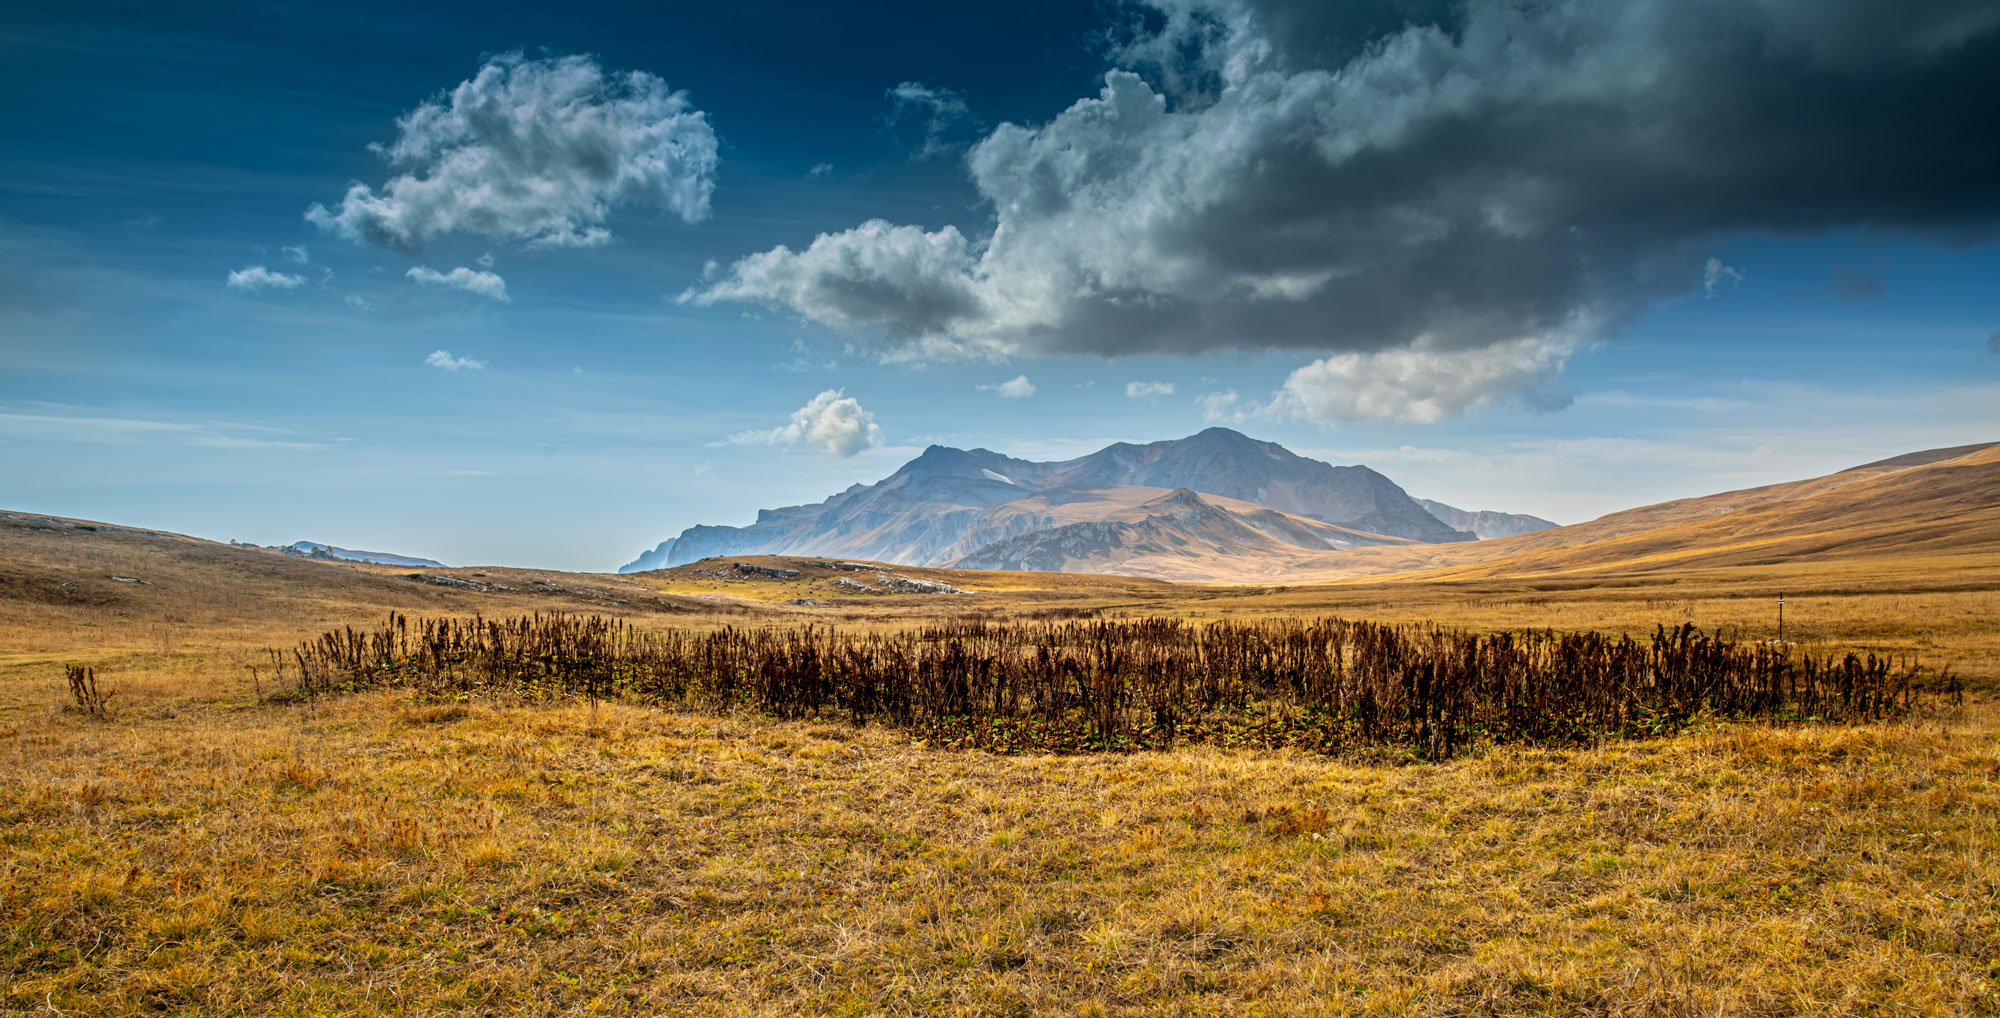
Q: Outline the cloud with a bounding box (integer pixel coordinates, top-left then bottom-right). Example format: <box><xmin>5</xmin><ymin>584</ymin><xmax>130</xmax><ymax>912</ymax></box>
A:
<box><xmin>1126</xmin><ymin>380</ymin><xmax>1176</xmax><ymax>399</ymax></box>
<box><xmin>0</xmin><ymin>411</ymin><xmax>323</xmax><ymax>450</ymax></box>
<box><xmin>226</xmin><ymin>265</ymin><xmax>304</xmax><ymax>291</ymax></box>
<box><xmin>1829</xmin><ymin>264</ymin><xmax>1887</xmax><ymax>300</ymax></box>
<box><xmin>808</xmin><ymin>162</ymin><xmax>834</xmax><ymax>177</ymax></box>
<box><xmin>407</xmin><ymin>265</ymin><xmax>510</xmax><ymax>301</ymax></box>
<box><xmin>720</xmin><ymin>389</ymin><xmax>884</xmax><ymax>457</ymax></box>
<box><xmin>978</xmin><ymin>375</ymin><xmax>1036</xmax><ymax>398</ymax></box>
<box><xmin>282</xmin><ymin>245</ymin><xmax>310</xmax><ymax>264</ymax></box>
<box><xmin>1197</xmin><ymin>389</ymin><xmax>1244</xmax><ymax>422</ymax></box>
<box><xmin>685</xmin><ymin>220</ymin><xmax>982</xmax><ymax>343</ymax></box>
<box><xmin>306</xmin><ymin>52</ymin><xmax>717</xmax><ymax>251</ymax></box>
<box><xmin>1703</xmin><ymin>257</ymin><xmax>1744</xmax><ymax>297</ymax></box>
<box><xmin>884</xmin><ymin>82</ymin><xmax>975</xmax><ymax>160</ymax></box>
<box><xmin>344</xmin><ymin>294</ymin><xmax>374</xmax><ymax>310</ymax></box>
<box><xmin>695</xmin><ymin>0</ymin><xmax>2000</xmax><ymax>420</ymax></box>
<box><xmin>1273</xmin><ymin>336</ymin><xmax>1575</xmax><ymax>424</ymax></box>
<box><xmin>424</xmin><ymin>349</ymin><xmax>488</xmax><ymax>371</ymax></box>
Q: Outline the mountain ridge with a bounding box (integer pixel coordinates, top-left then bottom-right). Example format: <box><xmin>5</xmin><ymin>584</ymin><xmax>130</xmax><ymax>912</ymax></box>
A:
<box><xmin>621</xmin><ymin>428</ymin><xmax>1480</xmax><ymax>573</ymax></box>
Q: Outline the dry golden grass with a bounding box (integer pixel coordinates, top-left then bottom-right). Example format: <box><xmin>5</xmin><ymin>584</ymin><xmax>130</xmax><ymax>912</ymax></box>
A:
<box><xmin>5</xmin><ymin>496</ymin><xmax>1999</xmax><ymax>1015</ymax></box>
<box><xmin>4</xmin><ymin>684</ymin><xmax>1996</xmax><ymax>1016</ymax></box>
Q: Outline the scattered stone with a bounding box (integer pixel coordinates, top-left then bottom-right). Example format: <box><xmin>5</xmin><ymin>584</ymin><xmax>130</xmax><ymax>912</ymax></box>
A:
<box><xmin>785</xmin><ymin>598</ymin><xmax>829</xmax><ymax>606</ymax></box>
<box><xmin>110</xmin><ymin>576</ymin><xmax>150</xmax><ymax>585</ymax></box>
<box><xmin>831</xmin><ymin>578</ymin><xmax>880</xmax><ymax>595</ymax></box>
<box><xmin>874</xmin><ymin>572</ymin><xmax>965</xmax><ymax>595</ymax></box>
<box><xmin>731</xmin><ymin>562</ymin><xmax>802</xmax><ymax>580</ymax></box>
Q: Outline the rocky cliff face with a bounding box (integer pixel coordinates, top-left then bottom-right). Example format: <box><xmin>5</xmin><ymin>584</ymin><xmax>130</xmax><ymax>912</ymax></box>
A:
<box><xmin>619</xmin><ymin>428</ymin><xmax>1477</xmax><ymax>574</ymax></box>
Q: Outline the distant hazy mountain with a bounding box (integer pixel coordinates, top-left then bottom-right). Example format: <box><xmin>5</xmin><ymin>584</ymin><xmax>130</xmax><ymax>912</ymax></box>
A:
<box><xmin>286</xmin><ymin>541</ymin><xmax>445</xmax><ymax>568</ymax></box>
<box><xmin>621</xmin><ymin>428</ymin><xmax>1474</xmax><ymax>574</ymax></box>
<box><xmin>1417</xmin><ymin>500</ymin><xmax>1560</xmax><ymax>540</ymax></box>
<box><xmin>621</xmin><ymin>538</ymin><xmax>676</xmax><ymax>573</ymax></box>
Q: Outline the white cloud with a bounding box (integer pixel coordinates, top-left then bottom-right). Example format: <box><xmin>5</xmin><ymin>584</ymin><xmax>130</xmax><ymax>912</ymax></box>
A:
<box><xmin>425</xmin><ymin>349</ymin><xmax>489</xmax><ymax>371</ymax></box>
<box><xmin>1703</xmin><ymin>256</ymin><xmax>1745</xmax><ymax>297</ymax></box>
<box><xmin>344</xmin><ymin>294</ymin><xmax>374</xmax><ymax>310</ymax></box>
<box><xmin>306</xmin><ymin>52</ymin><xmax>717</xmax><ymax>251</ymax></box>
<box><xmin>282</xmin><ymin>245</ymin><xmax>310</xmax><ymax>264</ymax></box>
<box><xmin>685</xmin><ymin>220</ymin><xmax>982</xmax><ymax>344</ymax></box>
<box><xmin>885</xmin><ymin>82</ymin><xmax>975</xmax><ymax>160</ymax></box>
<box><xmin>720</xmin><ymin>389</ymin><xmax>884</xmax><ymax>458</ymax></box>
<box><xmin>1197</xmin><ymin>389</ymin><xmax>1244</xmax><ymax>422</ymax></box>
<box><xmin>0</xmin><ymin>411</ymin><xmax>323</xmax><ymax>450</ymax></box>
<box><xmin>978</xmin><ymin>375</ymin><xmax>1036</xmax><ymax>398</ymax></box>
<box><xmin>226</xmin><ymin>266</ymin><xmax>304</xmax><ymax>291</ymax></box>
<box><xmin>808</xmin><ymin>162</ymin><xmax>834</xmax><ymax>177</ymax></box>
<box><xmin>1273</xmin><ymin>336</ymin><xmax>1574</xmax><ymax>425</ymax></box>
<box><xmin>1126</xmin><ymin>380</ymin><xmax>1176</xmax><ymax>399</ymax></box>
<box><xmin>407</xmin><ymin>266</ymin><xmax>510</xmax><ymax>302</ymax></box>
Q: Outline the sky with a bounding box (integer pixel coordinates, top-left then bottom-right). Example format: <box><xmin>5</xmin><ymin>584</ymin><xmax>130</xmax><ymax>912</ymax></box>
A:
<box><xmin>2</xmin><ymin>0</ymin><xmax>1997</xmax><ymax>571</ymax></box>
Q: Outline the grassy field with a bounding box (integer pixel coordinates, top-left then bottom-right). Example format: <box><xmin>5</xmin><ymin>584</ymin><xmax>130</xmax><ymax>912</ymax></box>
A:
<box><xmin>3</xmin><ymin>510</ymin><xmax>1999</xmax><ymax>1015</ymax></box>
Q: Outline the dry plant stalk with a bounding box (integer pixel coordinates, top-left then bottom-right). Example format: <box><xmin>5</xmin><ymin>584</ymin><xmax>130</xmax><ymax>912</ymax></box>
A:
<box><xmin>63</xmin><ymin>664</ymin><xmax>113</xmax><ymax>716</ymax></box>
<box><xmin>270</xmin><ymin>612</ymin><xmax>1956</xmax><ymax>759</ymax></box>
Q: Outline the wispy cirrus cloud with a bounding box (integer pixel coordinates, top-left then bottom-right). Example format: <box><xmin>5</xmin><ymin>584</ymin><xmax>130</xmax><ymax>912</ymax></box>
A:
<box><xmin>0</xmin><ymin>411</ymin><xmax>325</xmax><ymax>450</ymax></box>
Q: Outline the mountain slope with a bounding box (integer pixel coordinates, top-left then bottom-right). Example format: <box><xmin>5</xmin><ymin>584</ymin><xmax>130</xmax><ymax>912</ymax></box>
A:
<box><xmin>951</xmin><ymin>488</ymin><xmax>1418</xmax><ymax>580</ymax></box>
<box><xmin>1417</xmin><ymin>500</ymin><xmax>1560</xmax><ymax>540</ymax></box>
<box><xmin>622</xmin><ymin>429</ymin><xmax>1466</xmax><ymax>572</ymax></box>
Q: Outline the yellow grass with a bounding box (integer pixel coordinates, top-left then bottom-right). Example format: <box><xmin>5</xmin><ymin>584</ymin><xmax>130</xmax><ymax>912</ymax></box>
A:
<box><xmin>5</xmin><ymin>505</ymin><xmax>2000</xmax><ymax>1014</ymax></box>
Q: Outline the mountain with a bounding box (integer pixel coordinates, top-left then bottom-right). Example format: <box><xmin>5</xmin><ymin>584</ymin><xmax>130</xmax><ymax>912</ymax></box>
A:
<box><xmin>621</xmin><ymin>428</ymin><xmax>1471</xmax><ymax>573</ymax></box>
<box><xmin>951</xmin><ymin>488</ymin><xmax>1417</xmax><ymax>581</ymax></box>
<box><xmin>619</xmin><ymin>538</ymin><xmax>676</xmax><ymax>574</ymax></box>
<box><xmin>1418</xmin><ymin>500</ymin><xmax>1560</xmax><ymax>540</ymax></box>
<box><xmin>285</xmin><ymin>541</ymin><xmax>446</xmax><ymax>568</ymax></box>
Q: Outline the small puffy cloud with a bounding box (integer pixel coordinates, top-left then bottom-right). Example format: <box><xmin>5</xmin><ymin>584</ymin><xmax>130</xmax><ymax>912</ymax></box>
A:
<box><xmin>344</xmin><ymin>294</ymin><xmax>374</xmax><ymax>310</ymax></box>
<box><xmin>425</xmin><ymin>349</ymin><xmax>489</xmax><ymax>371</ymax></box>
<box><xmin>884</xmin><ymin>82</ymin><xmax>974</xmax><ymax>160</ymax></box>
<box><xmin>1702</xmin><ymin>257</ymin><xmax>1744</xmax><ymax>298</ymax></box>
<box><xmin>722</xmin><ymin>389</ymin><xmax>884</xmax><ymax>457</ymax></box>
<box><xmin>226</xmin><ymin>266</ymin><xmax>305</xmax><ymax>291</ymax></box>
<box><xmin>1126</xmin><ymin>381</ymin><xmax>1176</xmax><ymax>399</ymax></box>
<box><xmin>1197</xmin><ymin>389</ymin><xmax>1244</xmax><ymax>422</ymax></box>
<box><xmin>808</xmin><ymin>162</ymin><xmax>834</xmax><ymax>177</ymax></box>
<box><xmin>307</xmin><ymin>52</ymin><xmax>717</xmax><ymax>251</ymax></box>
<box><xmin>407</xmin><ymin>266</ymin><xmax>510</xmax><ymax>302</ymax></box>
<box><xmin>282</xmin><ymin>245</ymin><xmax>310</xmax><ymax>264</ymax></box>
<box><xmin>1274</xmin><ymin>337</ymin><xmax>1573</xmax><ymax>425</ymax></box>
<box><xmin>978</xmin><ymin>375</ymin><xmax>1036</xmax><ymax>398</ymax></box>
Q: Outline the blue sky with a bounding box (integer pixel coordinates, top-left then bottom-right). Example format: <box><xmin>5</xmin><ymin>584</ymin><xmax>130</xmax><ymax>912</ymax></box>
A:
<box><xmin>3</xmin><ymin>0</ymin><xmax>1996</xmax><ymax>570</ymax></box>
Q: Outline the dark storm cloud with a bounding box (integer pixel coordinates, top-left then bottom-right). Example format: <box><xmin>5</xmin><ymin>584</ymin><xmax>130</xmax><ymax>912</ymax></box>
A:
<box><xmin>696</xmin><ymin>0</ymin><xmax>2000</xmax><ymax>420</ymax></box>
